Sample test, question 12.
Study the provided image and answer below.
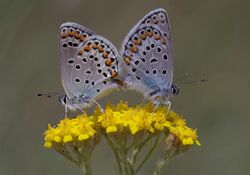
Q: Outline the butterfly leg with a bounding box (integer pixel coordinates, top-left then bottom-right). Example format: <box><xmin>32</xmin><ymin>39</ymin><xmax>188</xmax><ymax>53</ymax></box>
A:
<box><xmin>163</xmin><ymin>101</ymin><xmax>171</xmax><ymax>116</ymax></box>
<box><xmin>65</xmin><ymin>105</ymin><xmax>68</xmax><ymax>118</ymax></box>
<box><xmin>76</xmin><ymin>106</ymin><xmax>84</xmax><ymax>113</ymax></box>
<box><xmin>140</xmin><ymin>90</ymin><xmax>155</xmax><ymax>107</ymax></box>
<box><xmin>153</xmin><ymin>99</ymin><xmax>160</xmax><ymax>113</ymax></box>
<box><xmin>139</xmin><ymin>97</ymin><xmax>147</xmax><ymax>107</ymax></box>
<box><xmin>93</xmin><ymin>98</ymin><xmax>104</xmax><ymax>112</ymax></box>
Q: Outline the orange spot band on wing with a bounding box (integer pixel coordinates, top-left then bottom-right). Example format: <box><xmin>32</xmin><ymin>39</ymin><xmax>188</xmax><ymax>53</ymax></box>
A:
<box><xmin>154</xmin><ymin>34</ymin><xmax>161</xmax><ymax>40</ymax></box>
<box><xmin>74</xmin><ymin>32</ymin><xmax>81</xmax><ymax>39</ymax></box>
<box><xmin>139</xmin><ymin>33</ymin><xmax>146</xmax><ymax>40</ymax></box>
<box><xmin>111</xmin><ymin>70</ymin><xmax>117</xmax><ymax>78</ymax></box>
<box><xmin>103</xmin><ymin>51</ymin><xmax>110</xmax><ymax>58</ymax></box>
<box><xmin>129</xmin><ymin>45</ymin><xmax>138</xmax><ymax>53</ymax></box>
<box><xmin>61</xmin><ymin>32</ymin><xmax>68</xmax><ymax>39</ymax></box>
<box><xmin>161</xmin><ymin>38</ymin><xmax>166</xmax><ymax>45</ymax></box>
<box><xmin>124</xmin><ymin>56</ymin><xmax>131</xmax><ymax>65</ymax></box>
<box><xmin>78</xmin><ymin>49</ymin><xmax>83</xmax><ymax>55</ymax></box>
<box><xmin>68</xmin><ymin>31</ymin><xmax>75</xmax><ymax>37</ymax></box>
<box><xmin>146</xmin><ymin>31</ymin><xmax>153</xmax><ymax>37</ymax></box>
<box><xmin>84</xmin><ymin>45</ymin><xmax>91</xmax><ymax>52</ymax></box>
<box><xmin>80</xmin><ymin>34</ymin><xmax>87</xmax><ymax>42</ymax></box>
<box><xmin>98</xmin><ymin>45</ymin><xmax>104</xmax><ymax>53</ymax></box>
<box><xmin>134</xmin><ymin>38</ymin><xmax>142</xmax><ymax>45</ymax></box>
<box><xmin>105</xmin><ymin>59</ymin><xmax>113</xmax><ymax>66</ymax></box>
<box><xmin>92</xmin><ymin>44</ymin><xmax>98</xmax><ymax>49</ymax></box>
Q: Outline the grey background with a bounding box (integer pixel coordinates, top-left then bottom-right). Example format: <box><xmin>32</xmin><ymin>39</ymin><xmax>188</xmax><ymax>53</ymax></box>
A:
<box><xmin>0</xmin><ymin>0</ymin><xmax>249</xmax><ymax>175</ymax></box>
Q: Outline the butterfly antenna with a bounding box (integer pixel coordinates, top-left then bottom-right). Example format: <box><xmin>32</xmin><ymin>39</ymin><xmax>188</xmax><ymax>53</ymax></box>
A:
<box><xmin>174</xmin><ymin>73</ymin><xmax>189</xmax><ymax>83</ymax></box>
<box><xmin>183</xmin><ymin>78</ymin><xmax>208</xmax><ymax>84</ymax></box>
<box><xmin>35</xmin><ymin>92</ymin><xmax>63</xmax><ymax>98</ymax></box>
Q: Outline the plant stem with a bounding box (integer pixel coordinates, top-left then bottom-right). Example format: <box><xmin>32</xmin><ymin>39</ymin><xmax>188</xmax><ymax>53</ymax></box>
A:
<box><xmin>104</xmin><ymin>134</ymin><xmax>123</xmax><ymax>175</ymax></box>
<box><xmin>81</xmin><ymin>157</ymin><xmax>92</xmax><ymax>175</ymax></box>
<box><xmin>136</xmin><ymin>135</ymin><xmax>161</xmax><ymax>173</ymax></box>
<box><xmin>153</xmin><ymin>150</ymin><xmax>175</xmax><ymax>175</ymax></box>
<box><xmin>133</xmin><ymin>134</ymin><xmax>153</xmax><ymax>164</ymax></box>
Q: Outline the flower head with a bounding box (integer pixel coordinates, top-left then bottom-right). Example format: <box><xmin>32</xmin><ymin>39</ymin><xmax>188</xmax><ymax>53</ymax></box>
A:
<box><xmin>44</xmin><ymin>114</ymin><xmax>97</xmax><ymax>148</ymax></box>
<box><xmin>44</xmin><ymin>101</ymin><xmax>200</xmax><ymax>174</ymax></box>
<box><xmin>97</xmin><ymin>101</ymin><xmax>200</xmax><ymax>146</ymax></box>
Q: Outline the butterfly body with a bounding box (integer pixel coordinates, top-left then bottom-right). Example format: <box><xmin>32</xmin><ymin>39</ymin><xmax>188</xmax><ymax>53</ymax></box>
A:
<box><xmin>120</xmin><ymin>8</ymin><xmax>178</xmax><ymax>107</ymax></box>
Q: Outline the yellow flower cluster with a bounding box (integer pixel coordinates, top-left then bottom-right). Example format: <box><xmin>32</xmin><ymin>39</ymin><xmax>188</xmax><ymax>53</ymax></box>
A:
<box><xmin>44</xmin><ymin>101</ymin><xmax>200</xmax><ymax>148</ymax></box>
<box><xmin>44</xmin><ymin>114</ymin><xmax>96</xmax><ymax>148</ymax></box>
<box><xmin>98</xmin><ymin>102</ymin><xmax>200</xmax><ymax>146</ymax></box>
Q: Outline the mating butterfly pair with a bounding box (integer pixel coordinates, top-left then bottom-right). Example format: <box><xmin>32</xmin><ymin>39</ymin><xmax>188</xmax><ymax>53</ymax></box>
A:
<box><xmin>58</xmin><ymin>8</ymin><xmax>179</xmax><ymax>114</ymax></box>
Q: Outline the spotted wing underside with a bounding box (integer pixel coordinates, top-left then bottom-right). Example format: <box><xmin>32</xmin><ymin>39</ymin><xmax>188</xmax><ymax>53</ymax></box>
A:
<box><xmin>120</xmin><ymin>8</ymin><xmax>173</xmax><ymax>94</ymax></box>
<box><xmin>59</xmin><ymin>22</ymin><xmax>95</xmax><ymax>97</ymax></box>
<box><xmin>59</xmin><ymin>22</ymin><xmax>119</xmax><ymax>101</ymax></box>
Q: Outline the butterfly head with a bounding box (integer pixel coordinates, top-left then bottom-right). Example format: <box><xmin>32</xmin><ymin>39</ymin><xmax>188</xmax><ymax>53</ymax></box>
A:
<box><xmin>170</xmin><ymin>84</ymin><xmax>180</xmax><ymax>96</ymax></box>
<box><xmin>59</xmin><ymin>95</ymin><xmax>68</xmax><ymax>106</ymax></box>
<box><xmin>59</xmin><ymin>94</ymin><xmax>92</xmax><ymax>111</ymax></box>
<box><xmin>58</xmin><ymin>95</ymin><xmax>79</xmax><ymax>111</ymax></box>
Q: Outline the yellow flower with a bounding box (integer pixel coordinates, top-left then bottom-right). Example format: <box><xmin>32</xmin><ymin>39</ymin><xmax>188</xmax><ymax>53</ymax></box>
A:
<box><xmin>97</xmin><ymin>101</ymin><xmax>200</xmax><ymax>146</ymax></box>
<box><xmin>44</xmin><ymin>114</ymin><xmax>96</xmax><ymax>148</ymax></box>
<box><xmin>44</xmin><ymin>101</ymin><xmax>200</xmax><ymax>148</ymax></box>
<box><xmin>44</xmin><ymin>101</ymin><xmax>200</xmax><ymax>175</ymax></box>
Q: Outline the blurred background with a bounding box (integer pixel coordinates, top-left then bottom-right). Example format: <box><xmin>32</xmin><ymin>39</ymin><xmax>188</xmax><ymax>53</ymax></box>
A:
<box><xmin>0</xmin><ymin>0</ymin><xmax>249</xmax><ymax>174</ymax></box>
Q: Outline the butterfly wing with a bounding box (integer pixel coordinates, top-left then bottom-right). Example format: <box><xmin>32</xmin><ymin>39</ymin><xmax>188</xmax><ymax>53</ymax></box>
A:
<box><xmin>120</xmin><ymin>8</ymin><xmax>173</xmax><ymax>95</ymax></box>
<box><xmin>59</xmin><ymin>22</ymin><xmax>95</xmax><ymax>98</ymax></box>
<box><xmin>61</xmin><ymin>32</ymin><xmax>119</xmax><ymax>104</ymax></box>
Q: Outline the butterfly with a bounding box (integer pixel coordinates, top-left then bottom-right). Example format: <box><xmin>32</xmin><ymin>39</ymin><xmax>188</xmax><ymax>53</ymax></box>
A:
<box><xmin>120</xmin><ymin>8</ymin><xmax>179</xmax><ymax>108</ymax></box>
<box><xmin>58</xmin><ymin>22</ymin><xmax>120</xmax><ymax>114</ymax></box>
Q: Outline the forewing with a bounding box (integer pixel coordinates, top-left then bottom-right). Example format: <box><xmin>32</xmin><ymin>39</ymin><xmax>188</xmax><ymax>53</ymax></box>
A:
<box><xmin>68</xmin><ymin>35</ymin><xmax>119</xmax><ymax>100</ymax></box>
<box><xmin>59</xmin><ymin>22</ymin><xmax>94</xmax><ymax>98</ymax></box>
<box><xmin>120</xmin><ymin>8</ymin><xmax>173</xmax><ymax>93</ymax></box>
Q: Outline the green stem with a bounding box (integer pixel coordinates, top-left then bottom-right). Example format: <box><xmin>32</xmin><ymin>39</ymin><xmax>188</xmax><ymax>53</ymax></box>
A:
<box><xmin>119</xmin><ymin>136</ymin><xmax>130</xmax><ymax>175</ymax></box>
<box><xmin>127</xmin><ymin>159</ymin><xmax>136</xmax><ymax>175</ymax></box>
<box><xmin>104</xmin><ymin>134</ymin><xmax>123</xmax><ymax>175</ymax></box>
<box><xmin>133</xmin><ymin>135</ymin><xmax>153</xmax><ymax>164</ymax></box>
<box><xmin>153</xmin><ymin>150</ymin><xmax>175</xmax><ymax>175</ymax></box>
<box><xmin>136</xmin><ymin>135</ymin><xmax>161</xmax><ymax>173</ymax></box>
<box><xmin>81</xmin><ymin>157</ymin><xmax>92</xmax><ymax>175</ymax></box>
